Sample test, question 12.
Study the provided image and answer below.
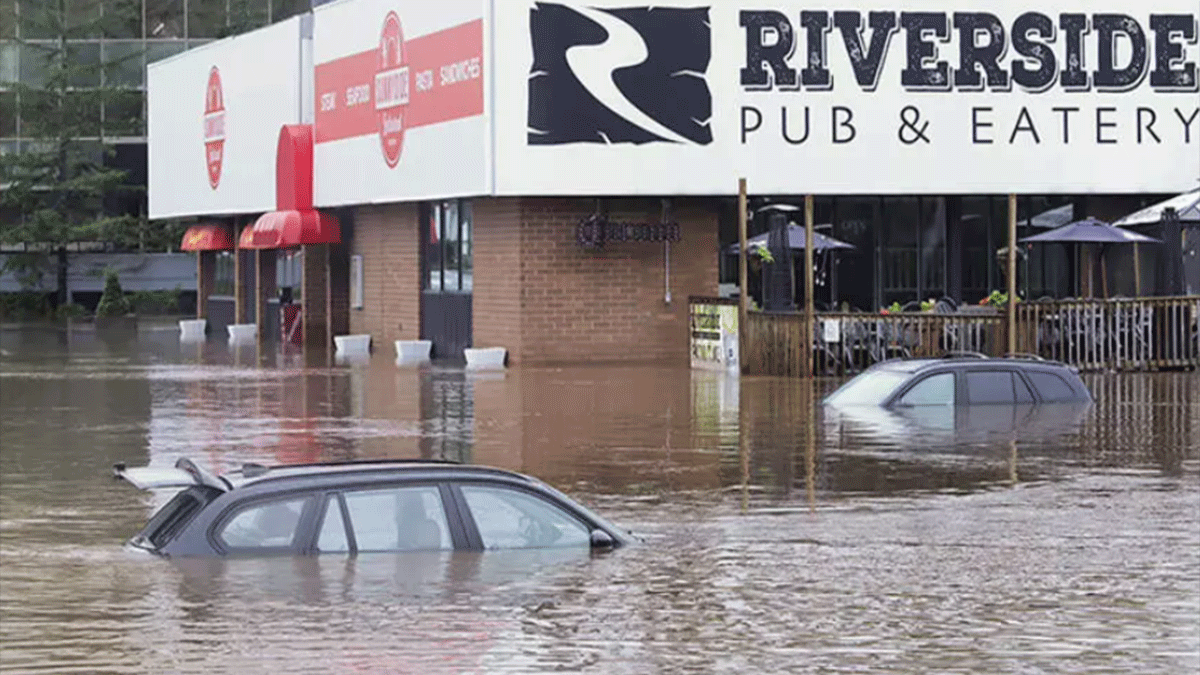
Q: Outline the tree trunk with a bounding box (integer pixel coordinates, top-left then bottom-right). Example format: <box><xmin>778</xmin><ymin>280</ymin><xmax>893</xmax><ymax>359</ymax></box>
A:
<box><xmin>56</xmin><ymin>246</ymin><xmax>68</xmax><ymax>308</ymax></box>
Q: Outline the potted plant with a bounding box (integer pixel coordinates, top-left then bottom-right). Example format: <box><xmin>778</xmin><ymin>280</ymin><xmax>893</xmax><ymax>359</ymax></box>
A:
<box><xmin>94</xmin><ymin>268</ymin><xmax>137</xmax><ymax>331</ymax></box>
<box><xmin>747</xmin><ymin>243</ymin><xmax>774</xmax><ymax>272</ymax></box>
<box><xmin>977</xmin><ymin>290</ymin><xmax>1021</xmax><ymax>309</ymax></box>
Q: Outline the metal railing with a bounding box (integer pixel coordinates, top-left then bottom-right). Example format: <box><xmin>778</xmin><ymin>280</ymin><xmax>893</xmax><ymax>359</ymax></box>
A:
<box><xmin>721</xmin><ymin>296</ymin><xmax>1200</xmax><ymax>376</ymax></box>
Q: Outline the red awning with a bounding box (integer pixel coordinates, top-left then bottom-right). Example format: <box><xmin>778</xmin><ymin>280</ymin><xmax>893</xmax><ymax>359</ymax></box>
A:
<box><xmin>248</xmin><ymin>210</ymin><xmax>341</xmax><ymax>249</ymax></box>
<box><xmin>180</xmin><ymin>224</ymin><xmax>235</xmax><ymax>251</ymax></box>
<box><xmin>238</xmin><ymin>224</ymin><xmax>257</xmax><ymax>249</ymax></box>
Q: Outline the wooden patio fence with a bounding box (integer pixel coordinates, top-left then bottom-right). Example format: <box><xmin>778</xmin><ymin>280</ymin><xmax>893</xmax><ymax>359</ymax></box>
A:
<box><xmin>717</xmin><ymin>296</ymin><xmax>1200</xmax><ymax>376</ymax></box>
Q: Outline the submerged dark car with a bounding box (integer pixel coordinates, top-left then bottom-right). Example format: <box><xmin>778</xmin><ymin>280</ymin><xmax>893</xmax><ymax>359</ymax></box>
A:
<box><xmin>114</xmin><ymin>458</ymin><xmax>633</xmax><ymax>557</ymax></box>
<box><xmin>823</xmin><ymin>354</ymin><xmax>1092</xmax><ymax>408</ymax></box>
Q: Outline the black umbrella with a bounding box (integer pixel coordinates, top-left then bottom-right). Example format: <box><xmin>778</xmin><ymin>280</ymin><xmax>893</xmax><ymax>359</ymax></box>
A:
<box><xmin>1020</xmin><ymin>218</ymin><xmax>1160</xmax><ymax>298</ymax></box>
<box><xmin>726</xmin><ymin>223</ymin><xmax>856</xmax><ymax>254</ymax></box>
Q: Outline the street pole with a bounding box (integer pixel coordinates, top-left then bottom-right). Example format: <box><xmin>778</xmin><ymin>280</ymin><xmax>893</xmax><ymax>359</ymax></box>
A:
<box><xmin>737</xmin><ymin>178</ymin><xmax>748</xmax><ymax>374</ymax></box>
<box><xmin>1007</xmin><ymin>194</ymin><xmax>1017</xmax><ymax>355</ymax></box>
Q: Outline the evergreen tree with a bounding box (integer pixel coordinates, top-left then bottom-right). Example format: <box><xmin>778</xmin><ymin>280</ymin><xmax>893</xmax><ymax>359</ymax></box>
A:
<box><xmin>95</xmin><ymin>267</ymin><xmax>131</xmax><ymax>317</ymax></box>
<box><xmin>0</xmin><ymin>0</ymin><xmax>145</xmax><ymax>306</ymax></box>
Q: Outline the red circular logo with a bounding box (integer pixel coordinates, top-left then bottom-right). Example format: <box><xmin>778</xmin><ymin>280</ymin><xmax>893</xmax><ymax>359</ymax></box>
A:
<box><xmin>376</xmin><ymin>12</ymin><xmax>408</xmax><ymax>168</ymax></box>
<box><xmin>204</xmin><ymin>66</ymin><xmax>225</xmax><ymax>189</ymax></box>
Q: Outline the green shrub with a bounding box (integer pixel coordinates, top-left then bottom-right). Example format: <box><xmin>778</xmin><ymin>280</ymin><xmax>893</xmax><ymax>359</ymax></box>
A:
<box><xmin>95</xmin><ymin>269</ymin><xmax>133</xmax><ymax>318</ymax></box>
<box><xmin>0</xmin><ymin>292</ymin><xmax>52</xmax><ymax>321</ymax></box>
<box><xmin>55</xmin><ymin>302</ymin><xmax>89</xmax><ymax>320</ymax></box>
<box><xmin>129</xmin><ymin>289</ymin><xmax>181</xmax><ymax>315</ymax></box>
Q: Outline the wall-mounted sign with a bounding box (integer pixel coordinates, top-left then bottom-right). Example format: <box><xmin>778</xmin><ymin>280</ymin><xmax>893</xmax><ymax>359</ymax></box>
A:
<box><xmin>576</xmin><ymin>215</ymin><xmax>682</xmax><ymax>249</ymax></box>
<box><xmin>312</xmin><ymin>0</ymin><xmax>488</xmax><ymax>207</ymax></box>
<box><xmin>148</xmin><ymin>16</ymin><xmax>305</xmax><ymax>218</ymax></box>
<box><xmin>690</xmin><ymin>301</ymin><xmax>740</xmax><ymax>371</ymax></box>
<box><xmin>493</xmin><ymin>0</ymin><xmax>1199</xmax><ymax>196</ymax></box>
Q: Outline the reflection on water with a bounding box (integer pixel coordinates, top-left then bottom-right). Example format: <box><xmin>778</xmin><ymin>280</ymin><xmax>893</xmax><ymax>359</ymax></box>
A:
<box><xmin>1</xmin><ymin>326</ymin><xmax>1197</xmax><ymax>674</ymax></box>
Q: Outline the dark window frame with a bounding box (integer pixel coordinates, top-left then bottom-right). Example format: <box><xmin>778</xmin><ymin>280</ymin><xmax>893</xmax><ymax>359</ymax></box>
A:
<box><xmin>421</xmin><ymin>198</ymin><xmax>472</xmax><ymax>294</ymax></box>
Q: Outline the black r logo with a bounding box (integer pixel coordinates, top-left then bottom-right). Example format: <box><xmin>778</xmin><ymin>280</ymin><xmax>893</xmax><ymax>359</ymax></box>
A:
<box><xmin>527</xmin><ymin>2</ymin><xmax>713</xmax><ymax>145</ymax></box>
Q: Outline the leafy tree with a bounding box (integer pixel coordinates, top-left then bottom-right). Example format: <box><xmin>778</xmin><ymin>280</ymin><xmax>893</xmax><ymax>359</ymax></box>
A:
<box><xmin>95</xmin><ymin>267</ymin><xmax>131</xmax><ymax>317</ymax></box>
<box><xmin>0</xmin><ymin>0</ymin><xmax>145</xmax><ymax>306</ymax></box>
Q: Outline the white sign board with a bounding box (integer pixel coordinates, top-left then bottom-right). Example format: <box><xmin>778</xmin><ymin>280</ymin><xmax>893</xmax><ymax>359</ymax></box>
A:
<box><xmin>691</xmin><ymin>302</ymin><xmax>740</xmax><ymax>371</ymax></box>
<box><xmin>494</xmin><ymin>0</ymin><xmax>1200</xmax><ymax>196</ymax></box>
<box><xmin>148</xmin><ymin>17</ymin><xmax>306</xmax><ymax>219</ymax></box>
<box><xmin>312</xmin><ymin>0</ymin><xmax>489</xmax><ymax>207</ymax></box>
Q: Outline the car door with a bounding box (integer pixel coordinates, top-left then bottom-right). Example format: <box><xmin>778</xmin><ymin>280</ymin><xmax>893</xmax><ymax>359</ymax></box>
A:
<box><xmin>449</xmin><ymin>482</ymin><xmax>594</xmax><ymax>551</ymax></box>
<box><xmin>306</xmin><ymin>483</ymin><xmax>468</xmax><ymax>554</ymax></box>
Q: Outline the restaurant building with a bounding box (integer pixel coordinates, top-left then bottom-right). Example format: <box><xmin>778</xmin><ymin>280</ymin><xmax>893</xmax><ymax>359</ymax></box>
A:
<box><xmin>147</xmin><ymin>0</ymin><xmax>1199</xmax><ymax>365</ymax></box>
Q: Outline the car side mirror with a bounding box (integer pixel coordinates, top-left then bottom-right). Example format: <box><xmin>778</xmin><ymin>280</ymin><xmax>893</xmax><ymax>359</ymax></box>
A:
<box><xmin>589</xmin><ymin>529</ymin><xmax>616</xmax><ymax>550</ymax></box>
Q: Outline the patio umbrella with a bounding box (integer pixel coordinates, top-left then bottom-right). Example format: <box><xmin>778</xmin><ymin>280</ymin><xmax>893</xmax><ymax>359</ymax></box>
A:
<box><xmin>1020</xmin><ymin>217</ymin><xmax>1160</xmax><ymax>298</ymax></box>
<box><xmin>726</xmin><ymin>224</ymin><xmax>856</xmax><ymax>254</ymax></box>
<box><xmin>1111</xmin><ymin>187</ymin><xmax>1200</xmax><ymax>226</ymax></box>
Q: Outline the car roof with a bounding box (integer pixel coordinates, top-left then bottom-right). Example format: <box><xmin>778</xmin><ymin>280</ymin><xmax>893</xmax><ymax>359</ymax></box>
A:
<box><xmin>869</xmin><ymin>353</ymin><xmax>1078</xmax><ymax>375</ymax></box>
<box><xmin>220</xmin><ymin>459</ymin><xmax>538</xmax><ymax>490</ymax></box>
<box><xmin>113</xmin><ymin>458</ymin><xmax>541</xmax><ymax>493</ymax></box>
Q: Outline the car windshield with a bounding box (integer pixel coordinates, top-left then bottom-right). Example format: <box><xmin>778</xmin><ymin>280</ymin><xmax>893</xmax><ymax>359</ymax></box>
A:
<box><xmin>824</xmin><ymin>369</ymin><xmax>913</xmax><ymax>406</ymax></box>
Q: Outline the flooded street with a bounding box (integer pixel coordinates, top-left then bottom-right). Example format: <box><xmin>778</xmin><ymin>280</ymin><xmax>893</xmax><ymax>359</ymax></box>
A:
<box><xmin>1</xmin><ymin>325</ymin><xmax>1197</xmax><ymax>674</ymax></box>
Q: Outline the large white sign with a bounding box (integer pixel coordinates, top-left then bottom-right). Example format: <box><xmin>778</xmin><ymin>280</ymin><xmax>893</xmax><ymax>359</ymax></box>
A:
<box><xmin>494</xmin><ymin>1</ymin><xmax>1200</xmax><ymax>195</ymax></box>
<box><xmin>148</xmin><ymin>17</ymin><xmax>306</xmax><ymax>219</ymax></box>
<box><xmin>312</xmin><ymin>0</ymin><xmax>488</xmax><ymax>207</ymax></box>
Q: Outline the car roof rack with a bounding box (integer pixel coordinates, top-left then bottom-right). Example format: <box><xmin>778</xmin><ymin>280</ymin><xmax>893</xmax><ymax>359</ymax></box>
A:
<box><xmin>941</xmin><ymin>351</ymin><xmax>988</xmax><ymax>359</ymax></box>
<box><xmin>230</xmin><ymin>457</ymin><xmax>465</xmax><ymax>478</ymax></box>
<box><xmin>1002</xmin><ymin>352</ymin><xmax>1045</xmax><ymax>361</ymax></box>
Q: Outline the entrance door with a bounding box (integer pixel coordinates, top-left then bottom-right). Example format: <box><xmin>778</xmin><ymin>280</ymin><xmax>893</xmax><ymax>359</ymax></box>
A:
<box><xmin>420</xmin><ymin>200</ymin><xmax>473</xmax><ymax>361</ymax></box>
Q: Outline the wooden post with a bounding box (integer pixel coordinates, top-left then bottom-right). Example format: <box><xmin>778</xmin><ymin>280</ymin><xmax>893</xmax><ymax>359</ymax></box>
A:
<box><xmin>325</xmin><ymin>244</ymin><xmax>334</xmax><ymax>364</ymax></box>
<box><xmin>1133</xmin><ymin>242</ymin><xmax>1142</xmax><ymax>297</ymax></box>
<box><xmin>234</xmin><ymin>232</ymin><xmax>243</xmax><ymax>324</ymax></box>
<box><xmin>804</xmin><ymin>194</ymin><xmax>815</xmax><ymax>379</ymax></box>
<box><xmin>737</xmin><ymin>178</ymin><xmax>749</xmax><ymax>374</ymax></box>
<box><xmin>255</xmin><ymin>250</ymin><xmax>265</xmax><ymax>333</ymax></box>
<box><xmin>1007</xmin><ymin>194</ymin><xmax>1017</xmax><ymax>355</ymax></box>
<box><xmin>196</xmin><ymin>252</ymin><xmax>204</xmax><ymax>319</ymax></box>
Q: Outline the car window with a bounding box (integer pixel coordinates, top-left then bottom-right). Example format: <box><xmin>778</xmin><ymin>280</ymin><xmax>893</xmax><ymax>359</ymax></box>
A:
<box><xmin>895</xmin><ymin>372</ymin><xmax>955</xmax><ymax>406</ymax></box>
<box><xmin>965</xmin><ymin>371</ymin><xmax>1017</xmax><ymax>404</ymax></box>
<box><xmin>824</xmin><ymin>370</ymin><xmax>912</xmax><ymax>406</ymax></box>
<box><xmin>218</xmin><ymin>496</ymin><xmax>310</xmax><ymax>550</ymax></box>
<box><xmin>1014</xmin><ymin>374</ymin><xmax>1035</xmax><ymax>403</ymax></box>
<box><xmin>343</xmin><ymin>485</ymin><xmax>451</xmax><ymax>552</ymax></box>
<box><xmin>316</xmin><ymin>496</ymin><xmax>349</xmax><ymax>553</ymax></box>
<box><xmin>1027</xmin><ymin>372</ymin><xmax>1077</xmax><ymax>402</ymax></box>
<box><xmin>460</xmin><ymin>485</ymin><xmax>591</xmax><ymax>550</ymax></box>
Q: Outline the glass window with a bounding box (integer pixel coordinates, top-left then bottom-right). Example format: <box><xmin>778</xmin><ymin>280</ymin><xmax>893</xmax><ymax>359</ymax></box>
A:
<box><xmin>66</xmin><ymin>0</ymin><xmax>102</xmax><ymax>37</ymax></box>
<box><xmin>965</xmin><ymin>371</ymin><xmax>1016</xmax><ymax>404</ymax></box>
<box><xmin>144</xmin><ymin>0</ymin><xmax>183</xmax><ymax>39</ymax></box>
<box><xmin>67</xmin><ymin>90</ymin><xmax>101</xmax><ymax>137</ymax></box>
<box><xmin>460</xmin><ymin>485</ymin><xmax>591</xmax><ymax>550</ymax></box>
<box><xmin>18</xmin><ymin>2</ymin><xmax>56</xmax><ymax>39</ymax></box>
<box><xmin>426</xmin><ymin>206</ymin><xmax>442</xmax><ymax>291</ymax></box>
<box><xmin>1</xmin><ymin>42</ymin><xmax>16</xmax><ymax>83</ymax></box>
<box><xmin>19</xmin><ymin>43</ymin><xmax>51</xmax><ymax>87</ymax></box>
<box><xmin>1014</xmin><ymin>374</ymin><xmax>1035</xmax><ymax>404</ymax></box>
<box><xmin>460</xmin><ymin>202</ymin><xmax>473</xmax><ymax>291</ymax></box>
<box><xmin>343</xmin><ymin>485</ymin><xmax>451</xmax><ymax>552</ymax></box>
<box><xmin>102</xmin><ymin>0</ymin><xmax>142</xmax><ymax>38</ymax></box>
<box><xmin>103</xmin><ymin>41</ymin><xmax>143</xmax><ymax>87</ymax></box>
<box><xmin>443</xmin><ymin>200</ymin><xmax>460</xmax><ymax>290</ymax></box>
<box><xmin>144</xmin><ymin>40</ymin><xmax>185</xmax><ymax>67</ymax></box>
<box><xmin>349</xmin><ymin>254</ymin><xmax>363</xmax><ymax>309</ymax></box>
<box><xmin>0</xmin><ymin>91</ymin><xmax>14</xmax><ymax>137</ymax></box>
<box><xmin>824</xmin><ymin>369</ymin><xmax>911</xmax><ymax>406</ymax></box>
<box><xmin>1027</xmin><ymin>372</ymin><xmax>1076</xmax><ymax>402</ymax></box>
<box><xmin>104</xmin><ymin>88</ymin><xmax>144</xmax><ymax>137</ymax></box>
<box><xmin>316</xmin><ymin>496</ymin><xmax>349</xmax><ymax>553</ymax></box>
<box><xmin>67</xmin><ymin>41</ymin><xmax>100</xmax><ymax>87</ymax></box>
<box><xmin>1</xmin><ymin>2</ymin><xmax>15</xmax><ymax>39</ymax></box>
<box><xmin>218</xmin><ymin>496</ymin><xmax>310</xmax><ymax>549</ymax></box>
<box><xmin>896</xmin><ymin>372</ymin><xmax>955</xmax><ymax>406</ymax></box>
<box><xmin>214</xmin><ymin>251</ymin><xmax>234</xmax><ymax>295</ymax></box>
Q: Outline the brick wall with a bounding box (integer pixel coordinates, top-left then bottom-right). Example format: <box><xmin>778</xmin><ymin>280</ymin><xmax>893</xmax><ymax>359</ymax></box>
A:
<box><xmin>301</xmin><ymin>243</ymin><xmax>328</xmax><ymax>350</ymax></box>
<box><xmin>349</xmin><ymin>203</ymin><xmax>421</xmax><ymax>349</ymax></box>
<box><xmin>474</xmin><ymin>196</ymin><xmax>718</xmax><ymax>366</ymax></box>
<box><xmin>197</xmin><ymin>251</ymin><xmax>215</xmax><ymax>320</ymax></box>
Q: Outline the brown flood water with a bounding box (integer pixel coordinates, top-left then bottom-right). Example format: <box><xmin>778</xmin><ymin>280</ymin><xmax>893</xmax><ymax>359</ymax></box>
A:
<box><xmin>1</xmin><ymin>324</ymin><xmax>1197</xmax><ymax>674</ymax></box>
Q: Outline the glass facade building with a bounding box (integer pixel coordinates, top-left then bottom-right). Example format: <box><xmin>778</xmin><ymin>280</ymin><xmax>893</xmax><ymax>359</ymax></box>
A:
<box><xmin>0</xmin><ymin>0</ymin><xmax>310</xmax><ymax>235</ymax></box>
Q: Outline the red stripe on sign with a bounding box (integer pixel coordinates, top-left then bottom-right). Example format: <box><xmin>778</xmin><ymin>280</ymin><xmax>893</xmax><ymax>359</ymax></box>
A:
<box><xmin>314</xmin><ymin>19</ymin><xmax>484</xmax><ymax>145</ymax></box>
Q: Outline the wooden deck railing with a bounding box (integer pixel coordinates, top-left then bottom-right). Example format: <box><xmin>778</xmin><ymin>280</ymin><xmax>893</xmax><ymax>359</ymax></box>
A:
<box><xmin>720</xmin><ymin>296</ymin><xmax>1200</xmax><ymax>376</ymax></box>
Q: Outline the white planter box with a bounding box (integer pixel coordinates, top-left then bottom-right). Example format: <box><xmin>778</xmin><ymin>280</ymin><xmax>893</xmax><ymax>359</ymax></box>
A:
<box><xmin>227</xmin><ymin>323</ymin><xmax>257</xmax><ymax>344</ymax></box>
<box><xmin>465</xmin><ymin>346</ymin><xmax>507</xmax><ymax>370</ymax></box>
<box><xmin>394</xmin><ymin>339</ymin><xmax>432</xmax><ymax>365</ymax></box>
<box><xmin>179</xmin><ymin>319</ymin><xmax>207</xmax><ymax>342</ymax></box>
<box><xmin>334</xmin><ymin>334</ymin><xmax>371</xmax><ymax>356</ymax></box>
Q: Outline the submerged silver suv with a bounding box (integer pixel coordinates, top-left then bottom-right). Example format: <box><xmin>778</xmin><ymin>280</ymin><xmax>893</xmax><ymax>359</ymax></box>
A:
<box><xmin>114</xmin><ymin>458</ymin><xmax>633</xmax><ymax>557</ymax></box>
